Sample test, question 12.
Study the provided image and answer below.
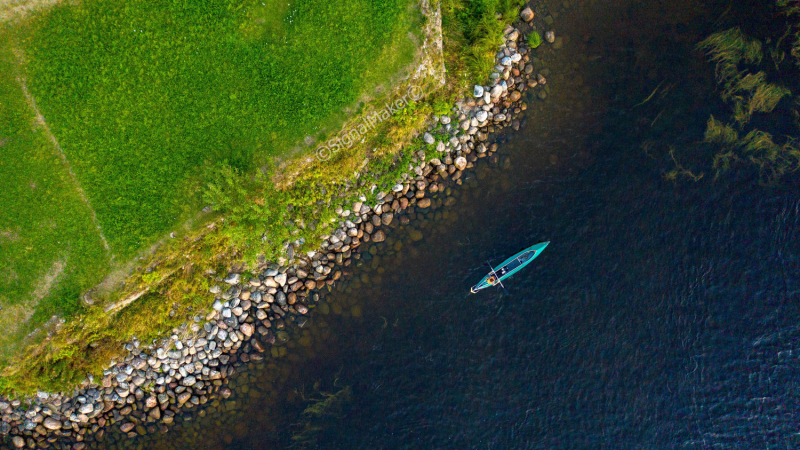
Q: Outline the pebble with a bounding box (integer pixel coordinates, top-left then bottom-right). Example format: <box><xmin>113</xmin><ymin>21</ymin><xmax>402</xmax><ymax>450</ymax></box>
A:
<box><xmin>43</xmin><ymin>417</ymin><xmax>61</xmax><ymax>430</ymax></box>
<box><xmin>520</xmin><ymin>7</ymin><xmax>534</xmax><ymax>21</ymax></box>
<box><xmin>240</xmin><ymin>323</ymin><xmax>254</xmax><ymax>337</ymax></box>
<box><xmin>473</xmin><ymin>85</ymin><xmax>484</xmax><ymax>97</ymax></box>
<box><xmin>223</xmin><ymin>273</ymin><xmax>240</xmax><ymax>285</ymax></box>
<box><xmin>454</xmin><ymin>157</ymin><xmax>467</xmax><ymax>171</ymax></box>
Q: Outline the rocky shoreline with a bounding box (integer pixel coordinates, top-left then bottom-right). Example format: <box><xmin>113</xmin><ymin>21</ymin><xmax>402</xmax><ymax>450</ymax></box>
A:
<box><xmin>1</xmin><ymin>5</ymin><xmax>556</xmax><ymax>449</ymax></box>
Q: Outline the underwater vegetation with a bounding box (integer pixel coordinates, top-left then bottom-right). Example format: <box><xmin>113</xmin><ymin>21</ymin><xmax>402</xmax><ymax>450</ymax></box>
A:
<box><xmin>705</xmin><ymin>117</ymin><xmax>800</xmax><ymax>182</ymax></box>
<box><xmin>778</xmin><ymin>0</ymin><xmax>800</xmax><ymax>65</ymax></box>
<box><xmin>694</xmin><ymin>1</ymin><xmax>800</xmax><ymax>184</ymax></box>
<box><xmin>288</xmin><ymin>384</ymin><xmax>353</xmax><ymax>448</ymax></box>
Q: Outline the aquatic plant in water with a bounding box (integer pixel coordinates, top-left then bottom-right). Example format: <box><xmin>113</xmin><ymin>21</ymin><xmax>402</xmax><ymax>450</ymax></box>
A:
<box><xmin>778</xmin><ymin>0</ymin><xmax>800</xmax><ymax>65</ymax></box>
<box><xmin>697</xmin><ymin>27</ymin><xmax>763</xmax><ymax>87</ymax></box>
<box><xmin>705</xmin><ymin>117</ymin><xmax>800</xmax><ymax>183</ymax></box>
<box><xmin>528</xmin><ymin>30</ymin><xmax>542</xmax><ymax>48</ymax></box>
<box><xmin>289</xmin><ymin>385</ymin><xmax>353</xmax><ymax>448</ymax></box>
<box><xmin>694</xmin><ymin>1</ymin><xmax>800</xmax><ymax>183</ymax></box>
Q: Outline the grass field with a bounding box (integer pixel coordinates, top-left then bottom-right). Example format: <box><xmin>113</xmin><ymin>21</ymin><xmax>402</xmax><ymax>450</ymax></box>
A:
<box><xmin>11</xmin><ymin>0</ymin><xmax>420</xmax><ymax>256</ymax></box>
<box><xmin>0</xmin><ymin>0</ymin><xmax>419</xmax><ymax>362</ymax></box>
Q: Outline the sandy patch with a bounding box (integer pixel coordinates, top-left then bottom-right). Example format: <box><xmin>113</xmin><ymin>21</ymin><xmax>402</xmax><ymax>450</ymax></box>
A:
<box><xmin>0</xmin><ymin>0</ymin><xmax>62</xmax><ymax>25</ymax></box>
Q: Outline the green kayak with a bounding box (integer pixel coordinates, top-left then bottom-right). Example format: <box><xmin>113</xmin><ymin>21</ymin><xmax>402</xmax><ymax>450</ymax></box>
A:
<box><xmin>470</xmin><ymin>241</ymin><xmax>549</xmax><ymax>293</ymax></box>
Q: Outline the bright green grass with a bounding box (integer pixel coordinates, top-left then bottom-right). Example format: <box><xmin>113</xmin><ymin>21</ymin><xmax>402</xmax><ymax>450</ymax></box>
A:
<box><xmin>0</xmin><ymin>39</ymin><xmax>109</xmax><ymax>359</ymax></box>
<box><xmin>442</xmin><ymin>0</ymin><xmax>524</xmax><ymax>82</ymax></box>
<box><xmin>18</xmin><ymin>0</ymin><xmax>419</xmax><ymax>256</ymax></box>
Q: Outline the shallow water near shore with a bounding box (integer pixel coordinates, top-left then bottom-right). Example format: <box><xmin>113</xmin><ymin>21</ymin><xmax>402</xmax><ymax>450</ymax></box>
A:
<box><xmin>104</xmin><ymin>0</ymin><xmax>800</xmax><ymax>448</ymax></box>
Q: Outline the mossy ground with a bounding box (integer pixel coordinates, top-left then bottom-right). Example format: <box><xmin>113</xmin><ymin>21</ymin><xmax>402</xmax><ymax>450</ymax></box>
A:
<box><xmin>0</xmin><ymin>0</ymin><xmax>523</xmax><ymax>397</ymax></box>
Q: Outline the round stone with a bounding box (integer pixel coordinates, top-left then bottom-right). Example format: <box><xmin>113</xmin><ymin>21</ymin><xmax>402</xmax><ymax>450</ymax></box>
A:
<box><xmin>43</xmin><ymin>417</ymin><xmax>61</xmax><ymax>430</ymax></box>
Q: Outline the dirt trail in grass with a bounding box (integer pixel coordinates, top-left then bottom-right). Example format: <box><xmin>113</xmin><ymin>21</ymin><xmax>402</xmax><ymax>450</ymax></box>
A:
<box><xmin>0</xmin><ymin>258</ymin><xmax>64</xmax><ymax>359</ymax></box>
<box><xmin>12</xmin><ymin>48</ymin><xmax>112</xmax><ymax>255</ymax></box>
<box><xmin>0</xmin><ymin>0</ymin><xmax>61</xmax><ymax>25</ymax></box>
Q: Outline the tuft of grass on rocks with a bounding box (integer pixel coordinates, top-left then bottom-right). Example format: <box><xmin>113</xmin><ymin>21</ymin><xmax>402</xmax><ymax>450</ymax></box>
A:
<box><xmin>528</xmin><ymin>30</ymin><xmax>542</xmax><ymax>48</ymax></box>
<box><xmin>442</xmin><ymin>0</ymin><xmax>525</xmax><ymax>85</ymax></box>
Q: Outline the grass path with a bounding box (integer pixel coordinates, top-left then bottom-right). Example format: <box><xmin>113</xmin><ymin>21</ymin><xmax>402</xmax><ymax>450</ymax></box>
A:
<box><xmin>0</xmin><ymin>0</ymin><xmax>60</xmax><ymax>25</ymax></box>
<box><xmin>13</xmin><ymin>49</ymin><xmax>111</xmax><ymax>254</ymax></box>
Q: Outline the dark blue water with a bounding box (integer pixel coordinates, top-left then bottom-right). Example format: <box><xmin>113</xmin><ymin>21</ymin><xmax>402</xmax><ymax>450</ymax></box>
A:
<box><xmin>295</xmin><ymin>1</ymin><xmax>800</xmax><ymax>449</ymax></box>
<box><xmin>117</xmin><ymin>0</ymin><xmax>800</xmax><ymax>448</ymax></box>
